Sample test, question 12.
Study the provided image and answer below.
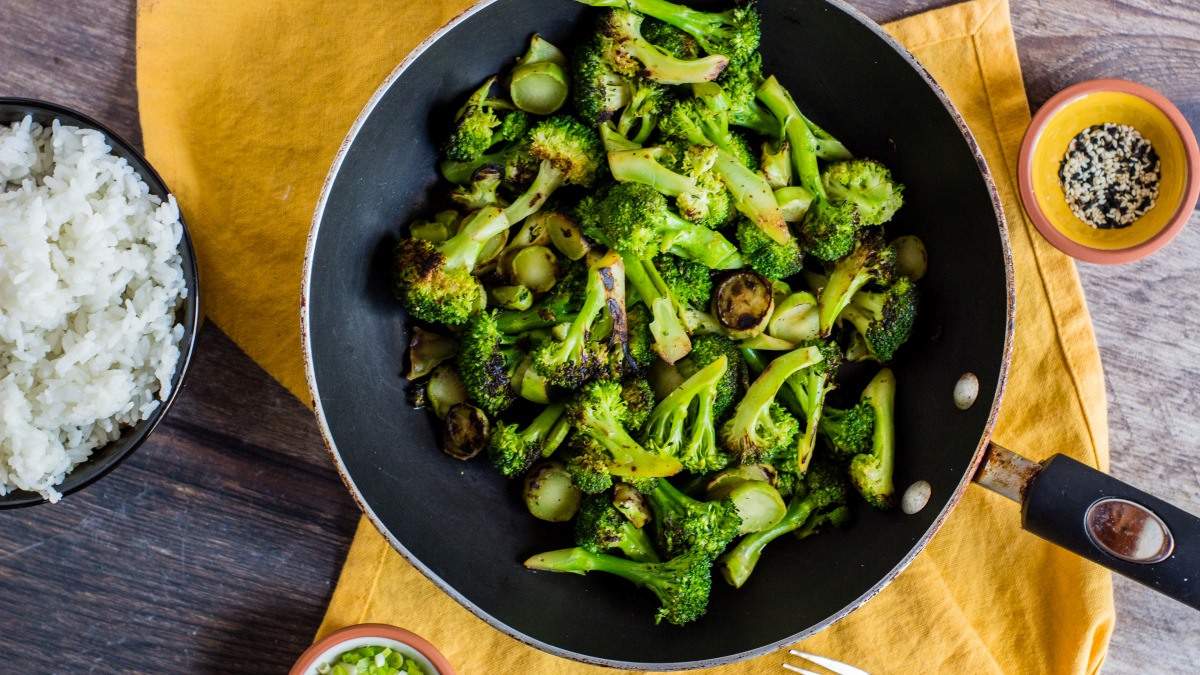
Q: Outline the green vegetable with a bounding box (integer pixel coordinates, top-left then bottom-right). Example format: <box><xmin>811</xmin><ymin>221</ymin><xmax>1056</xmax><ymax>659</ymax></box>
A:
<box><xmin>319</xmin><ymin>645</ymin><xmax>428</xmax><ymax>675</ymax></box>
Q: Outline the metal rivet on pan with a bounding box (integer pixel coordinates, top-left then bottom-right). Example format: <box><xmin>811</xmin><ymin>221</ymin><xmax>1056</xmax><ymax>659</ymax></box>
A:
<box><xmin>902</xmin><ymin>481</ymin><xmax>932</xmax><ymax>515</ymax></box>
<box><xmin>954</xmin><ymin>372</ymin><xmax>979</xmax><ymax>410</ymax></box>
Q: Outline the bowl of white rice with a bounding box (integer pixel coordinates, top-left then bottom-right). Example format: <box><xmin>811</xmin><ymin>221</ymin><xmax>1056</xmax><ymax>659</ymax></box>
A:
<box><xmin>0</xmin><ymin>98</ymin><xmax>199</xmax><ymax>507</ymax></box>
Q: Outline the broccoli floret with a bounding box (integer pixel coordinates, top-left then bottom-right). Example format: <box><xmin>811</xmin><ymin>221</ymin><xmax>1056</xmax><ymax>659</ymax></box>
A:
<box><xmin>565</xmin><ymin>379</ymin><xmax>684</xmax><ymax>493</ymax></box>
<box><xmin>450</xmin><ymin>163</ymin><xmax>506</xmax><ymax>211</ymax></box>
<box><xmin>593</xmin><ymin>182</ymin><xmax>742</xmax><ymax>269</ymax></box>
<box><xmin>573</xmin><ymin>33</ymin><xmax>634</xmax><ymax>127</ymax></box>
<box><xmin>575</xmin><ymin>493</ymin><xmax>660</xmax><ymax>563</ymax></box>
<box><xmin>661</xmin><ymin>92</ymin><xmax>788</xmax><ymax>245</ymax></box>
<box><xmin>839</xmin><ymin>276</ymin><xmax>918</xmax><ymax>362</ymax></box>
<box><xmin>608</xmin><ymin>145</ymin><xmax>705</xmax><ymax>203</ymax></box>
<box><xmin>591</xmin><ymin>9</ymin><xmax>730</xmax><ymax>86</ymax></box>
<box><xmin>443</xmin><ymin>77</ymin><xmax>526</xmax><ymax>162</ymax></box>
<box><xmin>670</xmin><ymin>143</ymin><xmax>736</xmax><ymax>229</ymax></box>
<box><xmin>655</xmin><ymin>253</ymin><xmax>712</xmax><ymax>307</ymax></box>
<box><xmin>641</xmin><ymin>355</ymin><xmax>730</xmax><ymax>473</ymax></box>
<box><xmin>735</xmin><ymin>217</ymin><xmax>804</xmax><ymax>280</ymax></box>
<box><xmin>640</xmin><ymin>16</ymin><xmax>700</xmax><ymax>59</ymax></box>
<box><xmin>391</xmin><ymin>206</ymin><xmax>508</xmax><ymax>325</ymax></box>
<box><xmin>530</xmin><ymin>252</ymin><xmax>627</xmax><ymax>388</ymax></box>
<box><xmin>626</xmin><ymin>303</ymin><xmax>657</xmax><ymax>373</ymax></box>
<box><xmin>818</xmin><ymin>400</ymin><xmax>875</xmax><ymax>460</ymax></box>
<box><xmin>756</xmin><ymin>75</ymin><xmax>850</xmax><ymax>200</ymax></box>
<box><xmin>720</xmin><ymin>345</ymin><xmax>824</xmax><ymax>463</ymax></box>
<box><xmin>488</xmin><ymin>401</ymin><xmax>569</xmax><ymax>478</ymax></box>
<box><xmin>581</xmin><ymin>0</ymin><xmax>760</xmax><ymax>65</ymax></box>
<box><xmin>716</xmin><ymin>457</ymin><xmax>849</xmax><ymax>588</ymax></box>
<box><xmin>524</xmin><ymin>546</ymin><xmax>713</xmax><ymax>625</ymax></box>
<box><xmin>717</xmin><ymin>51</ymin><xmax>776</xmax><ymax>136</ymax></box>
<box><xmin>623</xmin><ymin>254</ymin><xmax>693</xmax><ymax>365</ymax></box>
<box><xmin>504</xmin><ymin>115</ymin><xmax>606</xmax><ymax>225</ymax></box>
<box><xmin>781</xmin><ymin>339</ymin><xmax>842</xmax><ymax>473</ymax></box>
<box><xmin>618</xmin><ymin>79</ymin><xmax>669</xmax><ymax>145</ymax></box>
<box><xmin>816</xmin><ymin>237</ymin><xmax>898</xmax><ymax>335</ymax></box>
<box><xmin>677</xmin><ymin>334</ymin><xmax>747</xmax><ymax>419</ymax></box>
<box><xmin>456</xmin><ymin>310</ymin><xmax>527</xmax><ymax>415</ymax></box>
<box><xmin>644</xmin><ymin>477</ymin><xmax>741</xmax><ymax>560</ymax></box>
<box><xmin>823</xmin><ymin>159</ymin><xmax>904</xmax><ymax>226</ymax></box>
<box><xmin>794</xmin><ymin>504</ymin><xmax>852</xmax><ymax>540</ymax></box>
<box><xmin>848</xmin><ymin>368</ymin><xmax>897</xmax><ymax>509</ymax></box>
<box><xmin>622</xmin><ymin>378</ymin><xmax>657</xmax><ymax>432</ymax></box>
<box><xmin>800</xmin><ymin>199</ymin><xmax>863</xmax><ymax>262</ymax></box>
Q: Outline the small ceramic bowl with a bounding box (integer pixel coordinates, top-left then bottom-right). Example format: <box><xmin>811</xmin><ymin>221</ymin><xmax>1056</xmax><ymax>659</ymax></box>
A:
<box><xmin>289</xmin><ymin>624</ymin><xmax>455</xmax><ymax>675</ymax></box>
<box><xmin>0</xmin><ymin>98</ymin><xmax>201</xmax><ymax>508</ymax></box>
<box><xmin>1018</xmin><ymin>78</ymin><xmax>1200</xmax><ymax>263</ymax></box>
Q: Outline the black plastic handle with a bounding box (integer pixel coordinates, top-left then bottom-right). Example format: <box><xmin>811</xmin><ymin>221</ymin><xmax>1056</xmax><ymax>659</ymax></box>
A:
<box><xmin>1022</xmin><ymin>454</ymin><xmax>1200</xmax><ymax>609</ymax></box>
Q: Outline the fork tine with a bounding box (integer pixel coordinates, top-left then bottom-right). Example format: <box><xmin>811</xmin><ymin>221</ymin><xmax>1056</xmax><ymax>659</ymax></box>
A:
<box><xmin>788</xmin><ymin>650</ymin><xmax>871</xmax><ymax>675</ymax></box>
<box><xmin>781</xmin><ymin>663</ymin><xmax>822</xmax><ymax>675</ymax></box>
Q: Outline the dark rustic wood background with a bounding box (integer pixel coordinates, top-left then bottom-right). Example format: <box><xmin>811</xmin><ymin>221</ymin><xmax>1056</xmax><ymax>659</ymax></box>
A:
<box><xmin>1</xmin><ymin>0</ymin><xmax>1197</xmax><ymax>672</ymax></box>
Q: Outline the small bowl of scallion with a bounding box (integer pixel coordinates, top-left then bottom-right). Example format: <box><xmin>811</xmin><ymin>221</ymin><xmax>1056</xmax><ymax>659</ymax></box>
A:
<box><xmin>289</xmin><ymin>623</ymin><xmax>455</xmax><ymax>675</ymax></box>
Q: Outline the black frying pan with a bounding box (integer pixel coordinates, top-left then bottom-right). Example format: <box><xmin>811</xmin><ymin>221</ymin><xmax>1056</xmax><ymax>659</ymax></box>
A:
<box><xmin>301</xmin><ymin>0</ymin><xmax>1200</xmax><ymax>668</ymax></box>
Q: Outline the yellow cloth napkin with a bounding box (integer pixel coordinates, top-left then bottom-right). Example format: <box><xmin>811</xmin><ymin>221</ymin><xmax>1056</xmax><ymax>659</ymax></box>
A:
<box><xmin>136</xmin><ymin>0</ymin><xmax>1114</xmax><ymax>671</ymax></box>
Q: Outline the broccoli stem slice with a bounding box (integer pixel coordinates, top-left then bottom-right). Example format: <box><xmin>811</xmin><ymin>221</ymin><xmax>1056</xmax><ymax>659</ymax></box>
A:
<box><xmin>717</xmin><ymin>490</ymin><xmax>816</xmax><ymax>588</ymax></box>
<box><xmin>850</xmin><ymin>368</ymin><xmax>896</xmax><ymax>509</ymax></box>
<box><xmin>785</xmin><ymin>368</ymin><xmax>832</xmax><ymax>473</ymax></box>
<box><xmin>608</xmin><ymin>147</ymin><xmax>699</xmax><ymax>197</ymax></box>
<box><xmin>756</xmin><ymin>76</ymin><xmax>827</xmax><ymax>203</ymax></box>
<box><xmin>440</xmin><ymin>206</ymin><xmax>511</xmax><ymax>270</ymax></box>
<box><xmin>727</xmin><ymin>346</ymin><xmax>821</xmax><ymax>436</ymax></box>
<box><xmin>504</xmin><ymin>159</ymin><xmax>566</xmax><ymax>225</ymax></box>
<box><xmin>711</xmin><ymin>148</ymin><xmax>791</xmax><ymax>246</ymax></box>
<box><xmin>624</xmin><ymin>256</ymin><xmax>692</xmax><ymax>364</ymax></box>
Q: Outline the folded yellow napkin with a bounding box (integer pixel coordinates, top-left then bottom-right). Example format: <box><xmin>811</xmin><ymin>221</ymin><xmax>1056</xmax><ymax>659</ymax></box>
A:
<box><xmin>136</xmin><ymin>0</ymin><xmax>1114</xmax><ymax>671</ymax></box>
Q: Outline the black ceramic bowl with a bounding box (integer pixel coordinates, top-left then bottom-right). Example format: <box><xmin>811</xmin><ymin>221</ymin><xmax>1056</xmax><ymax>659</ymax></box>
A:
<box><xmin>0</xmin><ymin>99</ymin><xmax>201</xmax><ymax>508</ymax></box>
<box><xmin>304</xmin><ymin>0</ymin><xmax>1006</xmax><ymax>670</ymax></box>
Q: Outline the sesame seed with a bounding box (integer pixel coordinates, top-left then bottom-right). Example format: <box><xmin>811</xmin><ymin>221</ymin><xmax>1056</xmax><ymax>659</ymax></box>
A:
<box><xmin>1058</xmin><ymin>123</ymin><xmax>1160</xmax><ymax>229</ymax></box>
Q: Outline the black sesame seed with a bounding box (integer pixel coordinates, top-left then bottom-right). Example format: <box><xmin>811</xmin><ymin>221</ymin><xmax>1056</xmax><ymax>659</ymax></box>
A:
<box><xmin>1059</xmin><ymin>123</ymin><xmax>1160</xmax><ymax>229</ymax></box>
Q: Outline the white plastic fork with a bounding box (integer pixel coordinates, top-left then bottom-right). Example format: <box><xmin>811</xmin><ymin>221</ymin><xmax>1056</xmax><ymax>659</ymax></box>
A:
<box><xmin>782</xmin><ymin>649</ymin><xmax>870</xmax><ymax>675</ymax></box>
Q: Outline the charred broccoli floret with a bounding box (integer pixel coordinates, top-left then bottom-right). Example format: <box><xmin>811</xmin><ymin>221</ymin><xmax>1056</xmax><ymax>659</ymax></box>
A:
<box><xmin>525</xmin><ymin>546</ymin><xmax>713</xmax><ymax>625</ymax></box>
<box><xmin>716</xmin><ymin>457</ymin><xmax>849</xmax><ymax>587</ymax></box>
<box><xmin>623</xmin><ymin>254</ymin><xmax>693</xmax><ymax>365</ymax></box>
<box><xmin>848</xmin><ymin>368</ymin><xmax>897</xmax><ymax>509</ymax></box>
<box><xmin>391</xmin><ymin>206</ymin><xmax>508</xmax><ymax>325</ymax></box>
<box><xmin>530</xmin><ymin>252</ymin><xmax>627</xmax><ymax>388</ymax></box>
<box><xmin>607</xmin><ymin>144</ymin><xmax>733</xmax><ymax>230</ymax></box>
<box><xmin>575</xmin><ymin>493</ymin><xmax>660</xmax><ymax>562</ymax></box>
<box><xmin>488</xmin><ymin>401</ymin><xmax>570</xmax><ymax>478</ymax></box>
<box><xmin>641</xmin><ymin>16</ymin><xmax>700</xmax><ymax>59</ymax></box>
<box><xmin>800</xmin><ymin>199</ymin><xmax>863</xmax><ymax>262</ymax></box>
<box><xmin>457</xmin><ymin>310</ymin><xmax>528</xmax><ymax>415</ymax></box>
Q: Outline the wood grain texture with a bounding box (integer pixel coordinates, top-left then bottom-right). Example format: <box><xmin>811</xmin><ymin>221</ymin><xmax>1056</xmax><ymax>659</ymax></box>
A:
<box><xmin>0</xmin><ymin>0</ymin><xmax>1197</xmax><ymax>672</ymax></box>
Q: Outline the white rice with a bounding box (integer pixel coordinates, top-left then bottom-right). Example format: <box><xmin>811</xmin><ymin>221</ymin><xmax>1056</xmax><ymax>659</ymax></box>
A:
<box><xmin>0</xmin><ymin>116</ymin><xmax>187</xmax><ymax>502</ymax></box>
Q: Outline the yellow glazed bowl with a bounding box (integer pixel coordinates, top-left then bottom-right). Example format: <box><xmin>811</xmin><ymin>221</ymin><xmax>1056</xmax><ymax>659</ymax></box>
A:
<box><xmin>1018</xmin><ymin>79</ymin><xmax>1200</xmax><ymax>263</ymax></box>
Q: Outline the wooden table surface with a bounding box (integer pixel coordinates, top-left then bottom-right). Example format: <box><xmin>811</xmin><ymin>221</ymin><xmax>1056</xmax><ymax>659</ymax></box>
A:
<box><xmin>2</xmin><ymin>0</ymin><xmax>1197</xmax><ymax>672</ymax></box>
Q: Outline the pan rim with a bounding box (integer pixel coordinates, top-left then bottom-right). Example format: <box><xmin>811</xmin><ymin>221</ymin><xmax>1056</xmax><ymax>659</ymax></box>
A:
<box><xmin>300</xmin><ymin>0</ymin><xmax>1017</xmax><ymax>669</ymax></box>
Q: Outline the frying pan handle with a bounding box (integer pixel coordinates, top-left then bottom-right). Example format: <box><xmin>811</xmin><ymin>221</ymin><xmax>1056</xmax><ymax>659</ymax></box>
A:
<box><xmin>1020</xmin><ymin>453</ymin><xmax>1200</xmax><ymax>609</ymax></box>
